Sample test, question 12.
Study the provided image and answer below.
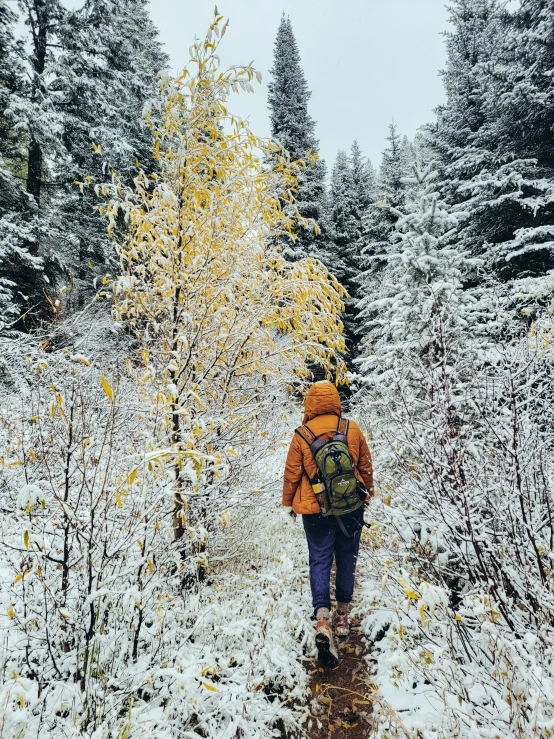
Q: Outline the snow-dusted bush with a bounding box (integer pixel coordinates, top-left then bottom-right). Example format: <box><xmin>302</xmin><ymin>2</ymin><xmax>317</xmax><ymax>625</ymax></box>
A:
<box><xmin>355</xmin><ymin>158</ymin><xmax>554</xmax><ymax>737</ymax></box>
<box><xmin>0</xmin><ymin>331</ymin><xmax>314</xmax><ymax>737</ymax></box>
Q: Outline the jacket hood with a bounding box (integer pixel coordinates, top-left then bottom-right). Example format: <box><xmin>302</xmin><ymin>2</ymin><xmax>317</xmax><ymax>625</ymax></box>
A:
<box><xmin>303</xmin><ymin>381</ymin><xmax>342</xmax><ymax>423</ymax></box>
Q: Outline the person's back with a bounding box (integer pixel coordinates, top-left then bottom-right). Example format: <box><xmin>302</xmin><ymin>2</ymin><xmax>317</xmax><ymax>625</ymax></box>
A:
<box><xmin>281</xmin><ymin>381</ymin><xmax>374</xmax><ymax>666</ymax></box>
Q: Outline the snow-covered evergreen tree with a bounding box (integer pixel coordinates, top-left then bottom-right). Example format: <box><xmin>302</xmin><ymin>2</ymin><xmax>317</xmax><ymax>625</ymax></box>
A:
<box><xmin>356</xmin><ymin>160</ymin><xmax>486</xmax><ymax>587</ymax></box>
<box><xmin>56</xmin><ymin>0</ymin><xmax>167</xmax><ymax>305</ymax></box>
<box><xmin>0</xmin><ymin>0</ymin><xmax>43</xmax><ymax>329</ymax></box>
<box><xmin>329</xmin><ymin>150</ymin><xmax>356</xmax><ymax>280</ymax></box>
<box><xmin>267</xmin><ymin>15</ymin><xmax>328</xmax><ymax>260</ymax></box>
<box><xmin>0</xmin><ymin>0</ymin><xmax>25</xmax><ymax>185</ymax></box>
<box><xmin>328</xmin><ymin>149</ymin><xmax>358</xmax><ymax>364</ymax></box>
<box><xmin>327</xmin><ymin>142</ymin><xmax>375</xmax><ymax>363</ymax></box>
<box><xmin>429</xmin><ymin>0</ymin><xmax>502</xmax><ymax>207</ymax></box>
<box><xmin>357</xmin><ymin>159</ymin><xmax>482</xmax><ymax>387</ymax></box>
<box><xmin>358</xmin><ymin>123</ymin><xmax>408</xmax><ymax>272</ymax></box>
<box><xmin>0</xmin><ymin>0</ymin><xmax>167</xmax><ymax>319</ymax></box>
<box><xmin>430</xmin><ymin>0</ymin><xmax>554</xmax><ymax>298</ymax></box>
<box><xmin>379</xmin><ymin>122</ymin><xmax>408</xmax><ymax>212</ymax></box>
<box><xmin>19</xmin><ymin>0</ymin><xmax>67</xmax><ymax>205</ymax></box>
<box><xmin>473</xmin><ymin>0</ymin><xmax>554</xmax><ymax>285</ymax></box>
<box><xmin>349</xmin><ymin>138</ymin><xmax>375</xmax><ymax>218</ymax></box>
<box><xmin>355</xmin><ymin>123</ymin><xmax>412</xmax><ymax>348</ymax></box>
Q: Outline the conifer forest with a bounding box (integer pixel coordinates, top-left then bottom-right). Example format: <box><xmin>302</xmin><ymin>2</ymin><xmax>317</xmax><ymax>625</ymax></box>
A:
<box><xmin>1</xmin><ymin>0</ymin><xmax>554</xmax><ymax>736</ymax></box>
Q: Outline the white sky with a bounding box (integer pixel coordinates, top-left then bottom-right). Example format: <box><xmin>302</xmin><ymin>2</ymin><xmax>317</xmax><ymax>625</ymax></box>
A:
<box><xmin>152</xmin><ymin>0</ymin><xmax>450</xmax><ymax>170</ymax></box>
<box><xmin>61</xmin><ymin>0</ymin><xmax>451</xmax><ymax>170</ymax></box>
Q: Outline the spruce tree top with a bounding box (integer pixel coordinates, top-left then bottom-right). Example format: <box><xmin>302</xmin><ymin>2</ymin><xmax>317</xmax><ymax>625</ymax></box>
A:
<box><xmin>267</xmin><ymin>14</ymin><xmax>318</xmax><ymax>160</ymax></box>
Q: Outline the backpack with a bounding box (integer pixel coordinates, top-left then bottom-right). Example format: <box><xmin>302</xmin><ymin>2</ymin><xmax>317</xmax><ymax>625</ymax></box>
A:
<box><xmin>295</xmin><ymin>416</ymin><xmax>365</xmax><ymax>518</ymax></box>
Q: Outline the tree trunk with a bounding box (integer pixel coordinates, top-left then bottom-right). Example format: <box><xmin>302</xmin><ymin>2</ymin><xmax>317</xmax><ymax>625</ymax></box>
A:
<box><xmin>26</xmin><ymin>0</ymin><xmax>50</xmax><ymax>204</ymax></box>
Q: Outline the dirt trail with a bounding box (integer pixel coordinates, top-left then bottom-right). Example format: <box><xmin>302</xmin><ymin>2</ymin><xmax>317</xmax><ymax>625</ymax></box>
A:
<box><xmin>303</xmin><ymin>611</ymin><xmax>377</xmax><ymax>738</ymax></box>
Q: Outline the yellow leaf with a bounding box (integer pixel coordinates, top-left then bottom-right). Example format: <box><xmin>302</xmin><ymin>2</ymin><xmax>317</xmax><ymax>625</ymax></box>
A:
<box><xmin>202</xmin><ymin>681</ymin><xmax>217</xmax><ymax>692</ymax></box>
<box><xmin>7</xmin><ymin>605</ymin><xmax>15</xmax><ymax>619</ymax></box>
<box><xmin>14</xmin><ymin>573</ymin><xmax>24</xmax><ymax>584</ymax></box>
<box><xmin>128</xmin><ymin>469</ymin><xmax>137</xmax><ymax>485</ymax></box>
<box><xmin>23</xmin><ymin>531</ymin><xmax>29</xmax><ymax>549</ymax></box>
<box><xmin>115</xmin><ymin>492</ymin><xmax>122</xmax><ymax>508</ymax></box>
<box><xmin>100</xmin><ymin>376</ymin><xmax>113</xmax><ymax>401</ymax></box>
<box><xmin>18</xmin><ymin>696</ymin><xmax>24</xmax><ymax>709</ymax></box>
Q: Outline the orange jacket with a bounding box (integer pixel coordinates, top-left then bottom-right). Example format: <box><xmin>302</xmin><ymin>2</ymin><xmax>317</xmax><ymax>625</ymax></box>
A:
<box><xmin>282</xmin><ymin>381</ymin><xmax>374</xmax><ymax>515</ymax></box>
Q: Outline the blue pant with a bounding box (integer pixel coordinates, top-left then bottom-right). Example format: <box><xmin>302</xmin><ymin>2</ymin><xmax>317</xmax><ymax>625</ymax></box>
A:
<box><xmin>302</xmin><ymin>507</ymin><xmax>364</xmax><ymax>614</ymax></box>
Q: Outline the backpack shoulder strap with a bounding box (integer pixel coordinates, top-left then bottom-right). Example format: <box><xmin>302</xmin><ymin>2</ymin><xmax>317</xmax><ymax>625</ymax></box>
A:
<box><xmin>337</xmin><ymin>416</ymin><xmax>350</xmax><ymax>436</ymax></box>
<box><xmin>295</xmin><ymin>425</ymin><xmax>317</xmax><ymax>446</ymax></box>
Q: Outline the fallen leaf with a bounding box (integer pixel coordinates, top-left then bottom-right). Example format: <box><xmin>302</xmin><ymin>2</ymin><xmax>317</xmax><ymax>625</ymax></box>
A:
<box><xmin>100</xmin><ymin>376</ymin><xmax>113</xmax><ymax>401</ymax></box>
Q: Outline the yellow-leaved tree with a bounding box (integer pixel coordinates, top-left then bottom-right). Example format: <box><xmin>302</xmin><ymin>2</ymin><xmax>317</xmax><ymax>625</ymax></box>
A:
<box><xmin>100</xmin><ymin>10</ymin><xmax>346</xmax><ymax>535</ymax></box>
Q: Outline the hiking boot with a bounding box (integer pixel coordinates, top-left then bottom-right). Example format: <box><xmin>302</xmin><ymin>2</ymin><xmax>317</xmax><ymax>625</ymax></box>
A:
<box><xmin>315</xmin><ymin>617</ymin><xmax>339</xmax><ymax>667</ymax></box>
<box><xmin>333</xmin><ymin>610</ymin><xmax>349</xmax><ymax>638</ymax></box>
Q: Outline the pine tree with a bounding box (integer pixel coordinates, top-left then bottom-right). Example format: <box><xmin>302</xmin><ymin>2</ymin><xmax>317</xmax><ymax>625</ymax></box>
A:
<box><xmin>267</xmin><ymin>15</ymin><xmax>328</xmax><ymax>260</ymax></box>
<box><xmin>0</xmin><ymin>0</ymin><xmax>43</xmax><ymax>329</ymax></box>
<box><xmin>328</xmin><ymin>150</ymin><xmax>358</xmax><ymax>364</ymax></box>
<box><xmin>356</xmin><ymin>122</ymin><xmax>410</xmax><ymax>320</ymax></box>
<box><xmin>426</xmin><ymin>0</ymin><xmax>505</xmax><ymax>292</ymax></box>
<box><xmin>6</xmin><ymin>0</ymin><xmax>82</xmax><ymax>320</ymax></box>
<box><xmin>327</xmin><ymin>142</ymin><xmax>375</xmax><ymax>364</ymax></box>
<box><xmin>329</xmin><ymin>150</ymin><xmax>356</xmax><ymax>280</ymax></box>
<box><xmin>0</xmin><ymin>0</ymin><xmax>25</xmax><ymax>184</ymax></box>
<box><xmin>350</xmin><ymin>138</ymin><xmax>375</xmax><ymax>217</ymax></box>
<box><xmin>56</xmin><ymin>0</ymin><xmax>168</xmax><ymax>305</ymax></box>
<box><xmin>2</xmin><ymin>0</ymin><xmax>167</xmax><ymax>318</ymax></box>
<box><xmin>430</xmin><ymin>0</ymin><xmax>554</xmax><ymax>297</ymax></box>
<box><xmin>474</xmin><ymin>0</ymin><xmax>554</xmax><ymax>285</ymax></box>
<box><xmin>427</xmin><ymin>0</ymin><xmax>502</xmax><ymax>254</ymax></box>
<box><xmin>380</xmin><ymin>122</ymin><xmax>407</xmax><ymax>212</ymax></box>
<box><xmin>22</xmin><ymin>0</ymin><xmax>67</xmax><ymax>205</ymax></box>
<box><xmin>357</xmin><ymin>159</ymin><xmax>483</xmax><ymax>393</ymax></box>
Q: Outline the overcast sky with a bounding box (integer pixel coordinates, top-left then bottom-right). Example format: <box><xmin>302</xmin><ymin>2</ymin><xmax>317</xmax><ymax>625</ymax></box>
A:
<box><xmin>153</xmin><ymin>0</ymin><xmax>450</xmax><ymax>170</ymax></box>
<box><xmin>60</xmin><ymin>0</ymin><xmax>451</xmax><ymax>170</ymax></box>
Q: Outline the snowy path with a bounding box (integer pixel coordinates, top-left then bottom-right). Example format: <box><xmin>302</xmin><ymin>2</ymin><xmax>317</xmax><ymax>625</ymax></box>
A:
<box><xmin>301</xmin><ymin>520</ymin><xmax>379</xmax><ymax>738</ymax></box>
<box><xmin>304</xmin><ymin>614</ymin><xmax>376</xmax><ymax>738</ymax></box>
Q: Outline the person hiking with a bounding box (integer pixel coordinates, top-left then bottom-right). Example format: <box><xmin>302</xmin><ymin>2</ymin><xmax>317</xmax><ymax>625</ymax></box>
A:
<box><xmin>281</xmin><ymin>380</ymin><xmax>374</xmax><ymax>667</ymax></box>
